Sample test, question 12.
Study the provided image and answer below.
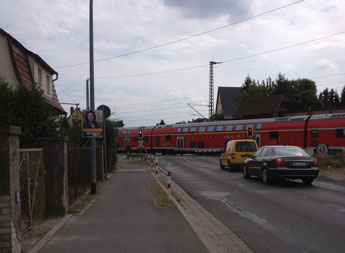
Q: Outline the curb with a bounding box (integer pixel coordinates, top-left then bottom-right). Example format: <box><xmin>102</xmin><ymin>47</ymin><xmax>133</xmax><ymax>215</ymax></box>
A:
<box><xmin>153</xmin><ymin>169</ymin><xmax>253</xmax><ymax>253</ymax></box>
<box><xmin>29</xmin><ymin>215</ymin><xmax>72</xmax><ymax>253</ymax></box>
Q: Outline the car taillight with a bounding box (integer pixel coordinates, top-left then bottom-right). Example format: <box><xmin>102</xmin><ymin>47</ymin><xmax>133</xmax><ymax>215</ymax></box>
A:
<box><xmin>231</xmin><ymin>153</ymin><xmax>235</xmax><ymax>159</ymax></box>
<box><xmin>274</xmin><ymin>157</ymin><xmax>285</xmax><ymax>167</ymax></box>
<box><xmin>313</xmin><ymin>158</ymin><xmax>318</xmax><ymax>167</ymax></box>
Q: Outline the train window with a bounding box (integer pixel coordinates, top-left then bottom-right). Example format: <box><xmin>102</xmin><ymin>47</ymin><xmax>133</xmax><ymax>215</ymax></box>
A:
<box><xmin>190</xmin><ymin>127</ymin><xmax>197</xmax><ymax>133</ymax></box>
<box><xmin>225</xmin><ymin>125</ymin><xmax>233</xmax><ymax>131</ymax></box>
<box><xmin>216</xmin><ymin>126</ymin><xmax>224</xmax><ymax>132</ymax></box>
<box><xmin>199</xmin><ymin>127</ymin><xmax>206</xmax><ymax>133</ymax></box>
<box><xmin>166</xmin><ymin>135</ymin><xmax>171</xmax><ymax>141</ymax></box>
<box><xmin>183</xmin><ymin>127</ymin><xmax>189</xmax><ymax>133</ymax></box>
<box><xmin>270</xmin><ymin>131</ymin><xmax>279</xmax><ymax>139</ymax></box>
<box><xmin>336</xmin><ymin>129</ymin><xmax>345</xmax><ymax>138</ymax></box>
<box><xmin>207</xmin><ymin>126</ymin><xmax>214</xmax><ymax>132</ymax></box>
<box><xmin>311</xmin><ymin>130</ymin><xmax>318</xmax><ymax>139</ymax></box>
<box><xmin>144</xmin><ymin>136</ymin><xmax>149</xmax><ymax>142</ymax></box>
<box><xmin>198</xmin><ymin>142</ymin><xmax>205</xmax><ymax>148</ymax></box>
<box><xmin>246</xmin><ymin>124</ymin><xmax>254</xmax><ymax>130</ymax></box>
<box><xmin>177</xmin><ymin>128</ymin><xmax>181</xmax><ymax>133</ymax></box>
<box><xmin>235</xmin><ymin>125</ymin><xmax>244</xmax><ymax>131</ymax></box>
<box><xmin>134</xmin><ymin>137</ymin><xmax>138</xmax><ymax>142</ymax></box>
<box><xmin>190</xmin><ymin>142</ymin><xmax>196</xmax><ymax>148</ymax></box>
<box><xmin>127</xmin><ymin>131</ymin><xmax>131</xmax><ymax>136</ymax></box>
<box><xmin>156</xmin><ymin>136</ymin><xmax>160</xmax><ymax>142</ymax></box>
<box><xmin>256</xmin><ymin>124</ymin><xmax>262</xmax><ymax>131</ymax></box>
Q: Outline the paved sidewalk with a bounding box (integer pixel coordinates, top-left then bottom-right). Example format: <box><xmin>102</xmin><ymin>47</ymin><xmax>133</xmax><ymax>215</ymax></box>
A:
<box><xmin>37</xmin><ymin>157</ymin><xmax>207</xmax><ymax>253</ymax></box>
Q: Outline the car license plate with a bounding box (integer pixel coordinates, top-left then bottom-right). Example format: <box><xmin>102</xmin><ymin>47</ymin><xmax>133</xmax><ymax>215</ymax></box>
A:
<box><xmin>292</xmin><ymin>162</ymin><xmax>307</xmax><ymax>167</ymax></box>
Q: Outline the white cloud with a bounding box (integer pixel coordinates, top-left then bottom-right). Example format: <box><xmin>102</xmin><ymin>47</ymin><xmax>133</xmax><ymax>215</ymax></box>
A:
<box><xmin>314</xmin><ymin>59</ymin><xmax>338</xmax><ymax>70</ymax></box>
<box><xmin>1</xmin><ymin>0</ymin><xmax>345</xmax><ymax>126</ymax></box>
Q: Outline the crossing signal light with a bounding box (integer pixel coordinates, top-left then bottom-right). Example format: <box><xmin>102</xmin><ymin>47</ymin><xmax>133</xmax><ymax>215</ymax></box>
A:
<box><xmin>247</xmin><ymin>127</ymin><xmax>253</xmax><ymax>137</ymax></box>
<box><xmin>138</xmin><ymin>129</ymin><xmax>143</xmax><ymax>138</ymax></box>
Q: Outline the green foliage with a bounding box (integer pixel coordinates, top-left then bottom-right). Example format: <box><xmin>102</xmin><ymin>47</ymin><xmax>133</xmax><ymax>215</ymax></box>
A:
<box><xmin>319</xmin><ymin>87</ymin><xmax>344</xmax><ymax>107</ymax></box>
<box><xmin>237</xmin><ymin>73</ymin><xmax>321</xmax><ymax>111</ymax></box>
<box><xmin>0</xmin><ymin>78</ymin><xmax>61</xmax><ymax>148</ymax></box>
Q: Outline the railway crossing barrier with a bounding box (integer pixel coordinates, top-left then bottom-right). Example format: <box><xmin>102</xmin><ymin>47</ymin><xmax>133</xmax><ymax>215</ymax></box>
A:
<box><xmin>147</xmin><ymin>155</ymin><xmax>172</xmax><ymax>199</ymax></box>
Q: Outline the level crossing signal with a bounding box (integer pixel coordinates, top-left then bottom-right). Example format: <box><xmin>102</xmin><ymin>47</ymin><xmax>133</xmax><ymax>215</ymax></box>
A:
<box><xmin>247</xmin><ymin>127</ymin><xmax>253</xmax><ymax>137</ymax></box>
<box><xmin>138</xmin><ymin>129</ymin><xmax>143</xmax><ymax>138</ymax></box>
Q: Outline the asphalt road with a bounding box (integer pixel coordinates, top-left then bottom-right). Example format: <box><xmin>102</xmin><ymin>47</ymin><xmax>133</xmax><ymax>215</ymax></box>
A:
<box><xmin>156</xmin><ymin>154</ymin><xmax>345</xmax><ymax>253</ymax></box>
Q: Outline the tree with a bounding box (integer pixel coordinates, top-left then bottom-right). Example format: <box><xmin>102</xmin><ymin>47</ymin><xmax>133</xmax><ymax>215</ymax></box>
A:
<box><xmin>340</xmin><ymin>86</ymin><xmax>345</xmax><ymax>106</ymax></box>
<box><xmin>0</xmin><ymin>78</ymin><xmax>61</xmax><ymax>148</ymax></box>
<box><xmin>290</xmin><ymin>79</ymin><xmax>322</xmax><ymax>110</ymax></box>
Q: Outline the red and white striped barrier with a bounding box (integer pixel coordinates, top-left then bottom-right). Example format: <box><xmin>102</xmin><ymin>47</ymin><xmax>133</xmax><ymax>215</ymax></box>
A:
<box><xmin>152</xmin><ymin>157</ymin><xmax>172</xmax><ymax>199</ymax></box>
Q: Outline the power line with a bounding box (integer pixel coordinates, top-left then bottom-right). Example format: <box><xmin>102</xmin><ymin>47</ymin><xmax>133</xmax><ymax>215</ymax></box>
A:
<box><xmin>54</xmin><ymin>0</ymin><xmax>304</xmax><ymax>69</ymax></box>
<box><xmin>311</xmin><ymin>73</ymin><xmax>345</xmax><ymax>80</ymax></box>
<box><xmin>94</xmin><ymin>31</ymin><xmax>345</xmax><ymax>80</ymax></box>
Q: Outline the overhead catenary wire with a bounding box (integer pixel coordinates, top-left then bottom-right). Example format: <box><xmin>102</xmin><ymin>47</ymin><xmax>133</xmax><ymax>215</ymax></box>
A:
<box><xmin>95</xmin><ymin>31</ymin><xmax>345</xmax><ymax>80</ymax></box>
<box><xmin>54</xmin><ymin>0</ymin><xmax>304</xmax><ymax>69</ymax></box>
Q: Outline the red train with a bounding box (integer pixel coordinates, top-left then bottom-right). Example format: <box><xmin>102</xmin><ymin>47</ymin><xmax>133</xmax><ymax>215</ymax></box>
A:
<box><xmin>117</xmin><ymin>113</ymin><xmax>345</xmax><ymax>155</ymax></box>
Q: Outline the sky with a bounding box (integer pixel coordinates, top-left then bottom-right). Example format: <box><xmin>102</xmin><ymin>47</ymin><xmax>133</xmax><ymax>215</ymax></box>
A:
<box><xmin>1</xmin><ymin>0</ymin><xmax>345</xmax><ymax>127</ymax></box>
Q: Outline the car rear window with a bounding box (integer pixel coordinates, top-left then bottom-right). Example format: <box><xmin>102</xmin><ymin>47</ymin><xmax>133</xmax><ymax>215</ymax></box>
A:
<box><xmin>272</xmin><ymin>146</ymin><xmax>309</xmax><ymax>157</ymax></box>
<box><xmin>235</xmin><ymin>142</ymin><xmax>257</xmax><ymax>152</ymax></box>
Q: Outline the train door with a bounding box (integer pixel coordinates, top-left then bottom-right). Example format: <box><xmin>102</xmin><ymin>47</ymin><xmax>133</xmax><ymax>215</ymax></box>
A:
<box><xmin>255</xmin><ymin>134</ymin><xmax>261</xmax><ymax>148</ymax></box>
<box><xmin>177</xmin><ymin>137</ymin><xmax>184</xmax><ymax>150</ymax></box>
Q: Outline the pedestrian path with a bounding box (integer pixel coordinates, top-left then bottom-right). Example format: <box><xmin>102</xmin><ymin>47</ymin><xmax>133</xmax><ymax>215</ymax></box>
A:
<box><xmin>37</xmin><ymin>157</ymin><xmax>207</xmax><ymax>253</ymax></box>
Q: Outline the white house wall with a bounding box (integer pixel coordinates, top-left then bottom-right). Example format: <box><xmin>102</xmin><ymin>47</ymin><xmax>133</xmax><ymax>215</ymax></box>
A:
<box><xmin>0</xmin><ymin>33</ymin><xmax>19</xmax><ymax>88</ymax></box>
<box><xmin>28</xmin><ymin>56</ymin><xmax>52</xmax><ymax>98</ymax></box>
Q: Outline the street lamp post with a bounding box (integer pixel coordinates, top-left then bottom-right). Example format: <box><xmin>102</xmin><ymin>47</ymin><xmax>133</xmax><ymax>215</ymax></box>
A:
<box><xmin>89</xmin><ymin>0</ymin><xmax>97</xmax><ymax>194</ymax></box>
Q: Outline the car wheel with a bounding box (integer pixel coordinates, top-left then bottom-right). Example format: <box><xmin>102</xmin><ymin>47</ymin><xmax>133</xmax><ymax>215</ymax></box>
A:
<box><xmin>228</xmin><ymin>160</ymin><xmax>232</xmax><ymax>171</ymax></box>
<box><xmin>262</xmin><ymin>168</ymin><xmax>270</xmax><ymax>184</ymax></box>
<box><xmin>243</xmin><ymin>165</ymin><xmax>251</xmax><ymax>179</ymax></box>
<box><xmin>302</xmin><ymin>178</ymin><xmax>314</xmax><ymax>185</ymax></box>
<box><xmin>220</xmin><ymin>159</ymin><xmax>225</xmax><ymax>170</ymax></box>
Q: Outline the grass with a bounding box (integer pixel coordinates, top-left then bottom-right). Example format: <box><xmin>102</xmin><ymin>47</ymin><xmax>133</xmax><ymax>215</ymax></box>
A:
<box><xmin>68</xmin><ymin>178</ymin><xmax>109</xmax><ymax>215</ymax></box>
<box><xmin>316</xmin><ymin>154</ymin><xmax>345</xmax><ymax>171</ymax></box>
<box><xmin>149</xmin><ymin>180</ymin><xmax>174</xmax><ymax>207</ymax></box>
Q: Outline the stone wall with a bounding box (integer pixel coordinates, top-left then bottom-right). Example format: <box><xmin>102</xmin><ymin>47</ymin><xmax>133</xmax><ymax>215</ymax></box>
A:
<box><xmin>0</xmin><ymin>126</ymin><xmax>21</xmax><ymax>253</ymax></box>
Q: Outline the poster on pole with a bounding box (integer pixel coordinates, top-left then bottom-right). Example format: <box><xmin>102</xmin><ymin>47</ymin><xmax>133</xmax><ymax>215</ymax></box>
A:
<box><xmin>82</xmin><ymin>110</ymin><xmax>104</xmax><ymax>138</ymax></box>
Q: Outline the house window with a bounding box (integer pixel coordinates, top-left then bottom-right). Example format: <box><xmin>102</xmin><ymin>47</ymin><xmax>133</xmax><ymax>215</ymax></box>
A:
<box><xmin>46</xmin><ymin>75</ymin><xmax>51</xmax><ymax>95</ymax></box>
<box><xmin>38</xmin><ymin>68</ymin><xmax>42</xmax><ymax>87</ymax></box>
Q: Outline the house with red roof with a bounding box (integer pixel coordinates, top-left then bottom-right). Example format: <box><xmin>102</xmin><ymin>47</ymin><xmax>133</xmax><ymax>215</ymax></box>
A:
<box><xmin>0</xmin><ymin>28</ymin><xmax>66</xmax><ymax>115</ymax></box>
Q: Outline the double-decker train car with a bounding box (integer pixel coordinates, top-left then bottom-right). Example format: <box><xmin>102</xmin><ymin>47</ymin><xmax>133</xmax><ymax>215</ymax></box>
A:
<box><xmin>117</xmin><ymin>113</ymin><xmax>345</xmax><ymax>155</ymax></box>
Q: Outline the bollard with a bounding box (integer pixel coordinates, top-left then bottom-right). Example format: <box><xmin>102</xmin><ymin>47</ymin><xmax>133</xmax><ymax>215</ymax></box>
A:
<box><xmin>167</xmin><ymin>163</ymin><xmax>172</xmax><ymax>199</ymax></box>
<box><xmin>155</xmin><ymin>157</ymin><xmax>159</xmax><ymax>182</ymax></box>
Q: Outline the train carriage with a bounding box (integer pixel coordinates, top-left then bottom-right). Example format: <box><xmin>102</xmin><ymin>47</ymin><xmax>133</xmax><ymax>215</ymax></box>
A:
<box><xmin>117</xmin><ymin>113</ymin><xmax>345</xmax><ymax>155</ymax></box>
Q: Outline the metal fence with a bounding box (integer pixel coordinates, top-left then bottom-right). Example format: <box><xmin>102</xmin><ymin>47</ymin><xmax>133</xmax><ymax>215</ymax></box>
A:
<box><xmin>19</xmin><ymin>148</ymin><xmax>45</xmax><ymax>229</ymax></box>
<box><xmin>67</xmin><ymin>147</ymin><xmax>91</xmax><ymax>205</ymax></box>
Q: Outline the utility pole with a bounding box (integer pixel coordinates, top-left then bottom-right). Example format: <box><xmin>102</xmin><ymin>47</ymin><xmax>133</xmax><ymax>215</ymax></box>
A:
<box><xmin>89</xmin><ymin>0</ymin><xmax>97</xmax><ymax>194</ymax></box>
<box><xmin>209</xmin><ymin>61</ymin><xmax>222</xmax><ymax>119</ymax></box>
<box><xmin>86</xmin><ymin>78</ymin><xmax>90</xmax><ymax>110</ymax></box>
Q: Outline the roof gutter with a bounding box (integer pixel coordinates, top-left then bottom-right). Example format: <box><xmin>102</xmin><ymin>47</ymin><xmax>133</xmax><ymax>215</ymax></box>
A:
<box><xmin>52</xmin><ymin>72</ymin><xmax>58</xmax><ymax>82</ymax></box>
